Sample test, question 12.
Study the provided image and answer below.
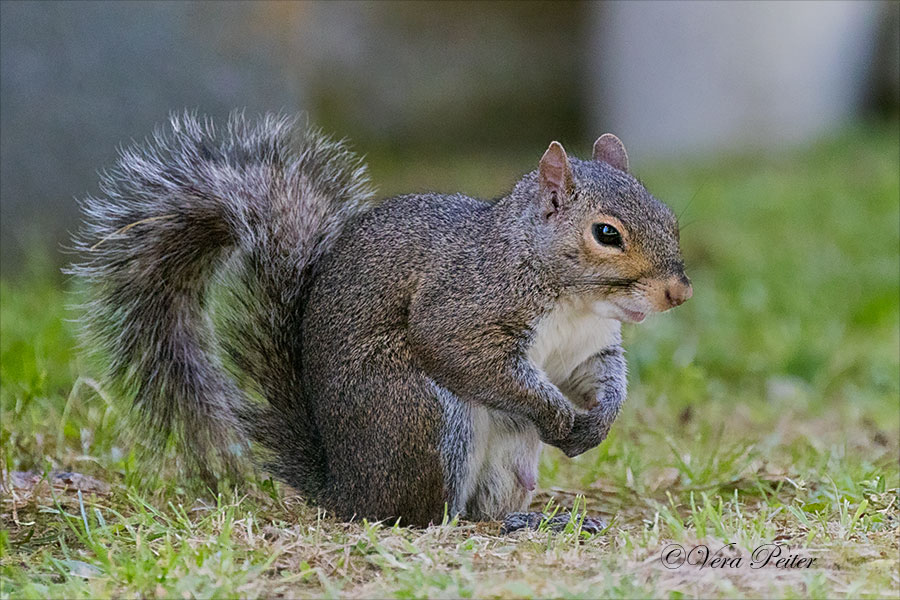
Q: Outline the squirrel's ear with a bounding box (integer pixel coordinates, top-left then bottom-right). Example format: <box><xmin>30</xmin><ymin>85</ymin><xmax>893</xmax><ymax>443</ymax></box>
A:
<box><xmin>592</xmin><ymin>133</ymin><xmax>629</xmax><ymax>173</ymax></box>
<box><xmin>539</xmin><ymin>141</ymin><xmax>574</xmax><ymax>219</ymax></box>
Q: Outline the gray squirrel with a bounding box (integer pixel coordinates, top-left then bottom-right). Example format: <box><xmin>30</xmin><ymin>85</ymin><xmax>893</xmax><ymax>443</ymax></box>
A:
<box><xmin>71</xmin><ymin>113</ymin><xmax>691</xmax><ymax>527</ymax></box>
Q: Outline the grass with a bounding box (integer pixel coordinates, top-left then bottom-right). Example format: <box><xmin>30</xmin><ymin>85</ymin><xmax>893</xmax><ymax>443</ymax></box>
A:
<box><xmin>2</xmin><ymin>121</ymin><xmax>899</xmax><ymax>598</ymax></box>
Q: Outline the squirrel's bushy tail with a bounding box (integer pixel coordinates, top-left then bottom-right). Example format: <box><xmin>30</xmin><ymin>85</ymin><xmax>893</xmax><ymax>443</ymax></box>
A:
<box><xmin>69</xmin><ymin>112</ymin><xmax>374</xmax><ymax>495</ymax></box>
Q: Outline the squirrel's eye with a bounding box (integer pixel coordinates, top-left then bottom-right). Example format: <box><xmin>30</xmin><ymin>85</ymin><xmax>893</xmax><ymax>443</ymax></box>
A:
<box><xmin>592</xmin><ymin>223</ymin><xmax>623</xmax><ymax>247</ymax></box>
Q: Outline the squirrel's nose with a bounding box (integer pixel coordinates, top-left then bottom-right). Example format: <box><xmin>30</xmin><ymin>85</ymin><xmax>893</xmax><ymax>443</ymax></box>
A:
<box><xmin>664</xmin><ymin>277</ymin><xmax>692</xmax><ymax>308</ymax></box>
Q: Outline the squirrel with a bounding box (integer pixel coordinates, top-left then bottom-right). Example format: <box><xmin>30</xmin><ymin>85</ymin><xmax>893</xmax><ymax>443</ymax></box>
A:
<box><xmin>70</xmin><ymin>113</ymin><xmax>691</xmax><ymax>528</ymax></box>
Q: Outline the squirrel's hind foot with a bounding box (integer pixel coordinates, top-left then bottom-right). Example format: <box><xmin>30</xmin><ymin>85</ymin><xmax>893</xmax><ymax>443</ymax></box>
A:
<box><xmin>499</xmin><ymin>511</ymin><xmax>606</xmax><ymax>535</ymax></box>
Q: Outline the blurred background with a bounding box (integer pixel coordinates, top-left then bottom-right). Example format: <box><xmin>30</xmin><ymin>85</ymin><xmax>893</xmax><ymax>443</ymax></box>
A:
<box><xmin>0</xmin><ymin>0</ymin><xmax>897</xmax><ymax>277</ymax></box>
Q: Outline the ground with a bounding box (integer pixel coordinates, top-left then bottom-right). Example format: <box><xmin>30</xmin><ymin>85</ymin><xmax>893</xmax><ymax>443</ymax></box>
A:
<box><xmin>2</xmin><ymin>122</ymin><xmax>898</xmax><ymax>599</ymax></box>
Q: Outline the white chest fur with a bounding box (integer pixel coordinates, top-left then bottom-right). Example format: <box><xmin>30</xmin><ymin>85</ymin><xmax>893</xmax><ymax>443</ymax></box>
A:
<box><xmin>527</xmin><ymin>299</ymin><xmax>622</xmax><ymax>386</ymax></box>
<box><xmin>461</xmin><ymin>299</ymin><xmax>622</xmax><ymax>519</ymax></box>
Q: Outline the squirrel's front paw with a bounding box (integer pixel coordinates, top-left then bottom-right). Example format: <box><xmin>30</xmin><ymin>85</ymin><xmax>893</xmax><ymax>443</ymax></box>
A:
<box><xmin>539</xmin><ymin>398</ymin><xmax>575</xmax><ymax>441</ymax></box>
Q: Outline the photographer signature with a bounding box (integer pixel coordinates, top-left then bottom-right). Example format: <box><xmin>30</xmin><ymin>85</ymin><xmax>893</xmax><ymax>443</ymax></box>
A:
<box><xmin>660</xmin><ymin>543</ymin><xmax>818</xmax><ymax>570</ymax></box>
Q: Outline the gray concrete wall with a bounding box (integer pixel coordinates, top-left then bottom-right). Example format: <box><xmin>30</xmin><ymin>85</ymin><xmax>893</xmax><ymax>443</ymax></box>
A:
<box><xmin>588</xmin><ymin>1</ymin><xmax>883</xmax><ymax>160</ymax></box>
<box><xmin>0</xmin><ymin>1</ymin><xmax>305</xmax><ymax>276</ymax></box>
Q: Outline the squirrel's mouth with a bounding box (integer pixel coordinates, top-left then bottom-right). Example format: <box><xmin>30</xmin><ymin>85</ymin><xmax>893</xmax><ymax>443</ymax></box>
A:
<box><xmin>613</xmin><ymin>303</ymin><xmax>646</xmax><ymax>323</ymax></box>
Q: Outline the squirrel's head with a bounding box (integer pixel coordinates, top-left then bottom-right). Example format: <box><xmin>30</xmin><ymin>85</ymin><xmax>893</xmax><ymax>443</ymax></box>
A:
<box><xmin>526</xmin><ymin>135</ymin><xmax>691</xmax><ymax>323</ymax></box>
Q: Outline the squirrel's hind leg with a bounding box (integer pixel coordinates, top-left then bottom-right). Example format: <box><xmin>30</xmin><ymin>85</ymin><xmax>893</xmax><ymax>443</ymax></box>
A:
<box><xmin>312</xmin><ymin>365</ymin><xmax>448</xmax><ymax>527</ymax></box>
